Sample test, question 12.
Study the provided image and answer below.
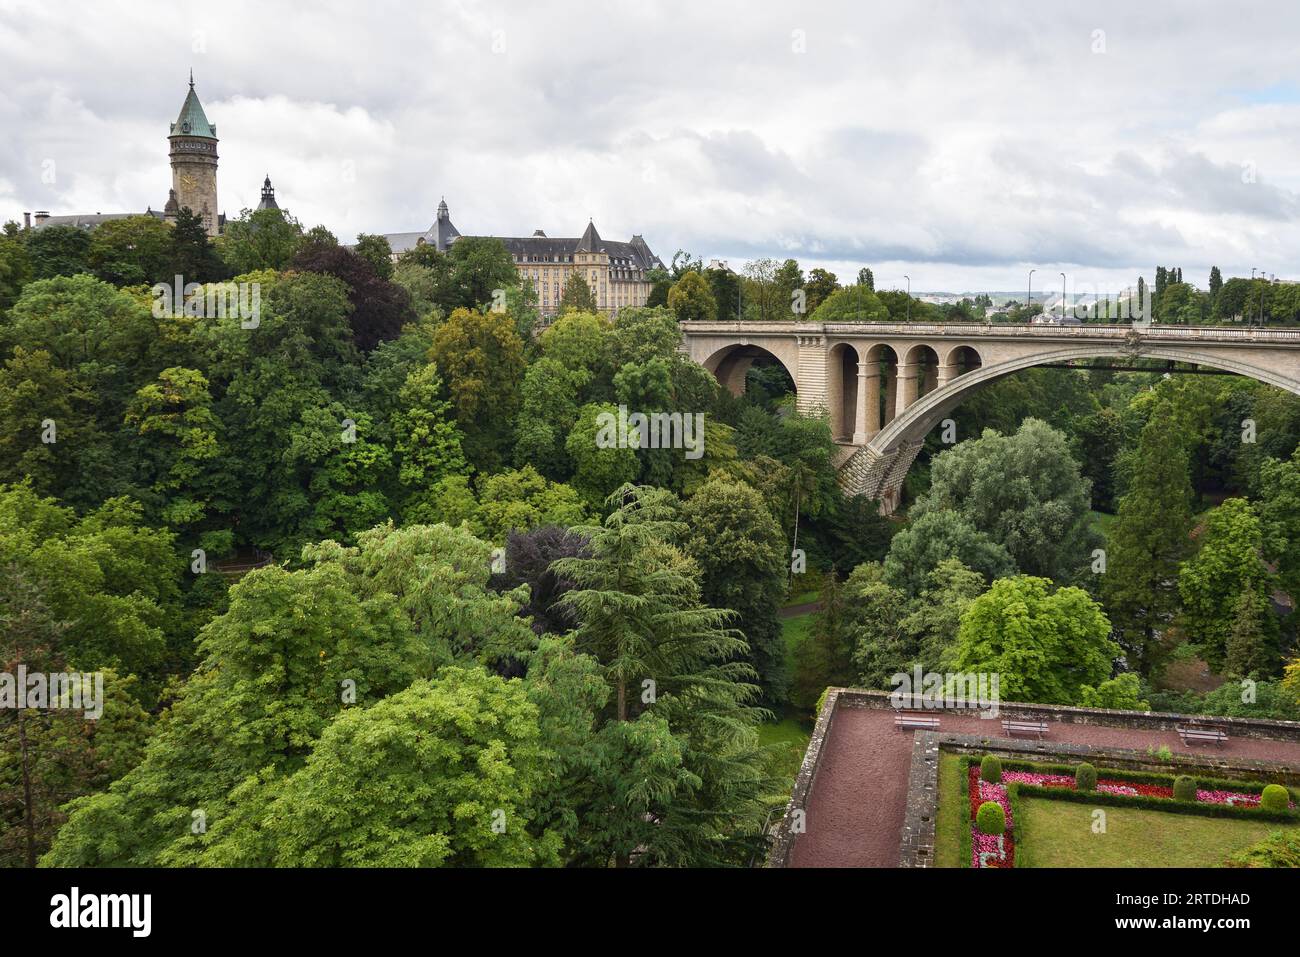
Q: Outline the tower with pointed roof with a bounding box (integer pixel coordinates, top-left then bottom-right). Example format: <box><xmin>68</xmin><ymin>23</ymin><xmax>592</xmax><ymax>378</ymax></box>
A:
<box><xmin>168</xmin><ymin>73</ymin><xmax>220</xmax><ymax>236</ymax></box>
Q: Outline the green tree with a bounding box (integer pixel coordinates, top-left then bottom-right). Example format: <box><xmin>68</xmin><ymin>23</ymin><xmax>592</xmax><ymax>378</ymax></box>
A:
<box><xmin>804</xmin><ymin>268</ymin><xmax>840</xmax><ymax>312</ymax></box>
<box><xmin>202</xmin><ymin>669</ymin><xmax>561</xmax><ymax>867</ymax></box>
<box><xmin>390</xmin><ymin>363</ymin><xmax>468</xmax><ymax>506</ymax></box>
<box><xmin>808</xmin><ymin>284</ymin><xmax>888</xmax><ymax>323</ymax></box>
<box><xmin>882</xmin><ymin>509</ymin><xmax>1015</xmax><ymax>597</ymax></box>
<box><xmin>123</xmin><ymin>366</ymin><xmax>222</xmax><ymax>533</ymax></box>
<box><xmin>790</xmin><ymin>570</ymin><xmax>851</xmax><ymax>710</ymax></box>
<box><xmin>1103</xmin><ymin>403</ymin><xmax>1194</xmax><ymax>673</ymax></box>
<box><xmin>514</xmin><ymin>357</ymin><xmax>590</xmax><ymax>478</ymax></box>
<box><xmin>429</xmin><ymin>307</ymin><xmax>526</xmax><ymax>471</ymax></box>
<box><xmin>217</xmin><ymin>207</ymin><xmax>303</xmax><ymax>273</ymax></box>
<box><xmin>476</xmin><ymin>466</ymin><xmax>589</xmax><ymax>541</ymax></box>
<box><xmin>666</xmin><ymin>270</ymin><xmax>717</xmax><ymax>322</ymax></box>
<box><xmin>444</xmin><ymin>236</ymin><xmax>518</xmax><ymax>311</ymax></box>
<box><xmin>87</xmin><ymin>216</ymin><xmax>172</xmax><ymax>287</ymax></box>
<box><xmin>1179</xmin><ymin>497</ymin><xmax>1278</xmax><ymax>673</ymax></box>
<box><xmin>24</xmin><ymin>226</ymin><xmax>91</xmax><ymax>280</ymax></box>
<box><xmin>352</xmin><ymin>233</ymin><xmax>394</xmax><ymax>279</ymax></box>
<box><xmin>911</xmin><ymin>419</ymin><xmax>1099</xmax><ymax>582</ymax></box>
<box><xmin>1257</xmin><ymin>447</ymin><xmax>1300</xmax><ymax>603</ymax></box>
<box><xmin>168</xmin><ymin>207</ymin><xmax>225</xmax><ymax>283</ymax></box>
<box><xmin>559</xmin><ymin>272</ymin><xmax>598</xmax><ymax>314</ymax></box>
<box><xmin>0</xmin><ymin>234</ymin><xmax>32</xmax><ymax>308</ymax></box>
<box><xmin>1223</xmin><ymin>580</ymin><xmax>1275</xmax><ymax>679</ymax></box>
<box><xmin>949</xmin><ymin>576</ymin><xmax>1118</xmax><ymax>705</ymax></box>
<box><xmin>552</xmin><ymin>485</ymin><xmax>769</xmax><ymax>866</ymax></box>
<box><xmin>680</xmin><ymin>475</ymin><xmax>788</xmax><ymax>702</ymax></box>
<box><xmin>43</xmin><ymin>561</ymin><xmax>425</xmax><ymax>867</ymax></box>
<box><xmin>565</xmin><ymin>403</ymin><xmax>640</xmax><ymax>507</ymax></box>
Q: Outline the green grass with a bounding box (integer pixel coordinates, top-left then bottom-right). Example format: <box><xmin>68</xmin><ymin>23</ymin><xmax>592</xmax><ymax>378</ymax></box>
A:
<box><xmin>757</xmin><ymin>711</ymin><xmax>813</xmax><ymax>805</ymax></box>
<box><xmin>781</xmin><ymin>612</ymin><xmax>813</xmax><ymax>659</ymax></box>
<box><xmin>1089</xmin><ymin>509</ymin><xmax>1116</xmax><ymax>536</ymax></box>
<box><xmin>783</xmin><ymin>586</ymin><xmax>820</xmax><ymax>608</ymax></box>
<box><xmin>1016</xmin><ymin>798</ymin><xmax>1300</xmax><ymax>868</ymax></box>
<box><xmin>934</xmin><ymin>752</ymin><xmax>967</xmax><ymax>867</ymax></box>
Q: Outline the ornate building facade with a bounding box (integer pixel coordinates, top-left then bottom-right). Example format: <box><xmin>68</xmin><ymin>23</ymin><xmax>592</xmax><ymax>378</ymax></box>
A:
<box><xmin>382</xmin><ymin>200</ymin><xmax>663</xmax><ymax>317</ymax></box>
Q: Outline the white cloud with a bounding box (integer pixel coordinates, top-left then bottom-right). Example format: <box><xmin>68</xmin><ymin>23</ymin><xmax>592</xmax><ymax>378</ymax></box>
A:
<box><xmin>4</xmin><ymin>0</ymin><xmax>1300</xmax><ymax>289</ymax></box>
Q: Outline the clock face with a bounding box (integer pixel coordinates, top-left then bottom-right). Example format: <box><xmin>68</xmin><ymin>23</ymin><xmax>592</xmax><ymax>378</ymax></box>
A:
<box><xmin>179</xmin><ymin>173</ymin><xmax>197</xmax><ymax>193</ymax></box>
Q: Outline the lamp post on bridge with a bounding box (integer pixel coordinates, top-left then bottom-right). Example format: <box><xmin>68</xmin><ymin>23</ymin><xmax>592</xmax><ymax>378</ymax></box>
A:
<box><xmin>1028</xmin><ymin>269</ymin><xmax>1035</xmax><ymax>321</ymax></box>
<box><xmin>1060</xmin><ymin>272</ymin><xmax>1067</xmax><ymax>323</ymax></box>
<box><xmin>904</xmin><ymin>275</ymin><xmax>911</xmax><ymax>323</ymax></box>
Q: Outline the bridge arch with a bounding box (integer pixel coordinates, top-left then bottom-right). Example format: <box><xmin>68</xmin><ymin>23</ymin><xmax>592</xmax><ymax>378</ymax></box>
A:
<box><xmin>857</xmin><ymin>343</ymin><xmax>1300</xmax><ymax>512</ymax></box>
<box><xmin>701</xmin><ymin>342</ymin><xmax>799</xmax><ymax>398</ymax></box>
<box><xmin>826</xmin><ymin>342</ymin><xmax>861</xmax><ymax>441</ymax></box>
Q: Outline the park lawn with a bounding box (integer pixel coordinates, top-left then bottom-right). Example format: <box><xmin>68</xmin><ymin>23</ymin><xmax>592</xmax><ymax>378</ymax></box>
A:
<box><xmin>781</xmin><ymin>612</ymin><xmax>813</xmax><ymax>663</ymax></box>
<box><xmin>1016</xmin><ymin>797</ymin><xmax>1300</xmax><ymax>868</ymax></box>
<box><xmin>934</xmin><ymin>752</ymin><xmax>967</xmax><ymax>867</ymax></box>
<box><xmin>784</xmin><ymin>586</ymin><xmax>820</xmax><ymax>608</ymax></box>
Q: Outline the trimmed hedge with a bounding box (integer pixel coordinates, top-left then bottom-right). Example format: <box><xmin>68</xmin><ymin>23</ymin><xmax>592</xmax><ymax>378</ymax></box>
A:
<box><xmin>1015</xmin><ymin>782</ymin><xmax>1300</xmax><ymax>824</ymax></box>
<box><xmin>996</xmin><ymin>757</ymin><xmax>1294</xmax><ymax>796</ymax></box>
<box><xmin>1173</xmin><ymin>775</ymin><xmax>1198</xmax><ymax>801</ymax></box>
<box><xmin>977</xmin><ymin>800</ymin><xmax>1005</xmax><ymax>835</ymax></box>
<box><xmin>1261</xmin><ymin>784</ymin><xmax>1290</xmax><ymax>813</ymax></box>
<box><xmin>980</xmin><ymin>754</ymin><xmax>1002</xmax><ymax>783</ymax></box>
<box><xmin>1075</xmin><ymin>762</ymin><xmax>1097</xmax><ymax>791</ymax></box>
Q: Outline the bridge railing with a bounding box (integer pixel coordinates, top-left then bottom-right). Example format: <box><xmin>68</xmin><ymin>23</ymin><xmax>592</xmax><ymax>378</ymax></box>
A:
<box><xmin>679</xmin><ymin>320</ymin><xmax>1300</xmax><ymax>343</ymax></box>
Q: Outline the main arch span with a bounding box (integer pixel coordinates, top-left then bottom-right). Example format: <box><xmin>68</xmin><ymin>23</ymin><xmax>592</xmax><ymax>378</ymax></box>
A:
<box><xmin>681</xmin><ymin>321</ymin><xmax>1300</xmax><ymax>513</ymax></box>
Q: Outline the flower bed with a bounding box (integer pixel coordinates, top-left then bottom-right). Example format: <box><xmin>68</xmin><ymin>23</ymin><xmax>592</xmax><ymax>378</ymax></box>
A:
<box><xmin>964</xmin><ymin>763</ymin><xmax>1296</xmax><ymax>868</ymax></box>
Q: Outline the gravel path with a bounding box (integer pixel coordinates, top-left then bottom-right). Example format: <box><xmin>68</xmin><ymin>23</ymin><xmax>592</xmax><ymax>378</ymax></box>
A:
<box><xmin>790</xmin><ymin>707</ymin><xmax>1300</xmax><ymax>868</ymax></box>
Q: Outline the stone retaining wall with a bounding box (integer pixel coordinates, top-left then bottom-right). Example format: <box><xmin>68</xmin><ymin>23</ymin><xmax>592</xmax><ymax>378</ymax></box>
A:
<box><xmin>840</xmin><ymin>687</ymin><xmax>1300</xmax><ymax>742</ymax></box>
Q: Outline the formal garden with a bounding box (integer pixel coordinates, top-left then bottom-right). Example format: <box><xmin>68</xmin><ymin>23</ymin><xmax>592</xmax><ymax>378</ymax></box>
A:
<box><xmin>935</xmin><ymin>751</ymin><xmax>1300</xmax><ymax>868</ymax></box>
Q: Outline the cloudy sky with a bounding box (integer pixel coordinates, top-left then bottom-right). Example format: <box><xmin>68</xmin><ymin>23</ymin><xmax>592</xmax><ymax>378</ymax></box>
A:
<box><xmin>4</xmin><ymin>0</ymin><xmax>1300</xmax><ymax>293</ymax></box>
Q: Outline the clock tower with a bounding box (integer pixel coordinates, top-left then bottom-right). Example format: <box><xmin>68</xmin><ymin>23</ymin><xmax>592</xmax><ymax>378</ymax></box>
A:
<box><xmin>168</xmin><ymin>72</ymin><xmax>220</xmax><ymax>236</ymax></box>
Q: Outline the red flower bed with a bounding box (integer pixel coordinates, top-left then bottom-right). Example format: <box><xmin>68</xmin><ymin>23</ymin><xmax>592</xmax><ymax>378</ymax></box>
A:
<box><xmin>964</xmin><ymin>764</ymin><xmax>1291</xmax><ymax>868</ymax></box>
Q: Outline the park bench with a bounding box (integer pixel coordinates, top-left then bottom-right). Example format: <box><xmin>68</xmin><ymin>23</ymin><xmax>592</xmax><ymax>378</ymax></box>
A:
<box><xmin>1001</xmin><ymin>718</ymin><xmax>1049</xmax><ymax>739</ymax></box>
<box><xmin>894</xmin><ymin>711</ymin><xmax>941</xmax><ymax>732</ymax></box>
<box><xmin>1177</xmin><ymin>725</ymin><xmax>1229</xmax><ymax>748</ymax></box>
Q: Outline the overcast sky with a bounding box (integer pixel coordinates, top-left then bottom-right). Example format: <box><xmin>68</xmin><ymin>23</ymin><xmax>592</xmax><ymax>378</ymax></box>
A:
<box><xmin>4</xmin><ymin>0</ymin><xmax>1300</xmax><ymax>293</ymax></box>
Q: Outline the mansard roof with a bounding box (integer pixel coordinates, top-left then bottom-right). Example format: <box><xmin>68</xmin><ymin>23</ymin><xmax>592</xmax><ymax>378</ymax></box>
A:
<box><xmin>381</xmin><ymin>201</ymin><xmax>662</xmax><ymax>270</ymax></box>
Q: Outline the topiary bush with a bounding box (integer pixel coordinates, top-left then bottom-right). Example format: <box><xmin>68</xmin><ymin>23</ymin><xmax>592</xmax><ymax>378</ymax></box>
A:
<box><xmin>1075</xmin><ymin>762</ymin><xmax>1097</xmax><ymax>791</ymax></box>
<box><xmin>1260</xmin><ymin>784</ymin><xmax>1290</xmax><ymax>813</ymax></box>
<box><xmin>976</xmin><ymin>800</ymin><xmax>1006</xmax><ymax>835</ymax></box>
<box><xmin>1173</xmin><ymin>775</ymin><xmax>1198</xmax><ymax>801</ymax></box>
<box><xmin>980</xmin><ymin>754</ymin><xmax>1002</xmax><ymax>784</ymax></box>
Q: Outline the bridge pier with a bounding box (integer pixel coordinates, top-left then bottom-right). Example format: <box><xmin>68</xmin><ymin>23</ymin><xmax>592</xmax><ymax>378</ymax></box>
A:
<box><xmin>896</xmin><ymin>361</ymin><xmax>919</xmax><ymax>414</ymax></box>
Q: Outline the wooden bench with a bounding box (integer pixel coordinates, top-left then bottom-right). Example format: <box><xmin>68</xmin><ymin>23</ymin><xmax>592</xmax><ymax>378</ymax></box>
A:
<box><xmin>1177</xmin><ymin>725</ymin><xmax>1228</xmax><ymax>748</ymax></box>
<box><xmin>1001</xmin><ymin>719</ymin><xmax>1049</xmax><ymax>739</ymax></box>
<box><xmin>894</xmin><ymin>711</ymin><xmax>941</xmax><ymax>732</ymax></box>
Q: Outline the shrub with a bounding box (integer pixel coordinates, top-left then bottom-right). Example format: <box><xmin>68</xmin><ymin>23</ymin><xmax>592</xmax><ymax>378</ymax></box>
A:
<box><xmin>1075</xmin><ymin>762</ymin><xmax>1097</xmax><ymax>791</ymax></box>
<box><xmin>980</xmin><ymin>754</ymin><xmax>1002</xmax><ymax>784</ymax></box>
<box><xmin>1173</xmin><ymin>775</ymin><xmax>1198</xmax><ymax>801</ymax></box>
<box><xmin>1260</xmin><ymin>784</ymin><xmax>1290</xmax><ymax>813</ymax></box>
<box><xmin>1226</xmin><ymin>831</ymin><xmax>1300</xmax><ymax>868</ymax></box>
<box><xmin>976</xmin><ymin>800</ymin><xmax>1005</xmax><ymax>835</ymax></box>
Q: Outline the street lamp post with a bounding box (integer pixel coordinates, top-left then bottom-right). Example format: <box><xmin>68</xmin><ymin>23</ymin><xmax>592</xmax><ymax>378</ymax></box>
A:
<box><xmin>1060</xmin><ymin>272</ymin><xmax>1066</xmax><ymax>322</ymax></box>
<box><xmin>904</xmin><ymin>275</ymin><xmax>911</xmax><ymax>323</ymax></box>
<box><xmin>1028</xmin><ymin>268</ymin><xmax>1035</xmax><ymax>321</ymax></box>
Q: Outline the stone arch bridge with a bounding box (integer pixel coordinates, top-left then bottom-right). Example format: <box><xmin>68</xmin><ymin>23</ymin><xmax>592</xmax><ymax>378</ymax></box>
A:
<box><xmin>681</xmin><ymin>321</ymin><xmax>1300</xmax><ymax>513</ymax></box>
